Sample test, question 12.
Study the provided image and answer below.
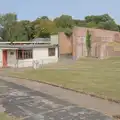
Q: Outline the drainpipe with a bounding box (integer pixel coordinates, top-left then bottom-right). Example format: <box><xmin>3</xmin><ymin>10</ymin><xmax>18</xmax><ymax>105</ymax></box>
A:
<box><xmin>58</xmin><ymin>33</ymin><xmax>60</xmax><ymax>59</ymax></box>
<box><xmin>16</xmin><ymin>49</ymin><xmax>18</xmax><ymax>68</ymax></box>
<box><xmin>22</xmin><ymin>49</ymin><xmax>24</xmax><ymax>59</ymax></box>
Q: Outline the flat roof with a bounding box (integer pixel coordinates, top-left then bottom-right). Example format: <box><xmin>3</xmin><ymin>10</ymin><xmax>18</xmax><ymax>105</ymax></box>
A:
<box><xmin>0</xmin><ymin>44</ymin><xmax>58</xmax><ymax>49</ymax></box>
<box><xmin>0</xmin><ymin>41</ymin><xmax>51</xmax><ymax>44</ymax></box>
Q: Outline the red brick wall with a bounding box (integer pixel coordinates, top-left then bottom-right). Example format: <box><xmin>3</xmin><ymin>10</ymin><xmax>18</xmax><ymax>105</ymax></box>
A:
<box><xmin>58</xmin><ymin>32</ymin><xmax>72</xmax><ymax>55</ymax></box>
<box><xmin>58</xmin><ymin>27</ymin><xmax>120</xmax><ymax>59</ymax></box>
<box><xmin>107</xmin><ymin>46</ymin><xmax>120</xmax><ymax>57</ymax></box>
<box><xmin>72</xmin><ymin>27</ymin><xmax>120</xmax><ymax>59</ymax></box>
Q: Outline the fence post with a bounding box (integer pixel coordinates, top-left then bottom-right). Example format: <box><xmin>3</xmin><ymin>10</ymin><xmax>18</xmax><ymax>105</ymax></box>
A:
<box><xmin>17</xmin><ymin>59</ymin><xmax>18</xmax><ymax>68</ymax></box>
<box><xmin>33</xmin><ymin>60</ymin><xmax>37</xmax><ymax>69</ymax></box>
<box><xmin>36</xmin><ymin>60</ymin><xmax>39</xmax><ymax>69</ymax></box>
<box><xmin>42</xmin><ymin>59</ymin><xmax>43</xmax><ymax>68</ymax></box>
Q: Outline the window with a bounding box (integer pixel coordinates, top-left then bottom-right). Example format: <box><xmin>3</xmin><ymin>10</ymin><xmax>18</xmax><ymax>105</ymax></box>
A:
<box><xmin>24</xmin><ymin>50</ymin><xmax>33</xmax><ymax>59</ymax></box>
<box><xmin>17</xmin><ymin>50</ymin><xmax>22</xmax><ymax>59</ymax></box>
<box><xmin>48</xmin><ymin>48</ymin><xmax>55</xmax><ymax>56</ymax></box>
<box><xmin>10</xmin><ymin>51</ymin><xmax>14</xmax><ymax>55</ymax></box>
<box><xmin>17</xmin><ymin>49</ymin><xmax>33</xmax><ymax>59</ymax></box>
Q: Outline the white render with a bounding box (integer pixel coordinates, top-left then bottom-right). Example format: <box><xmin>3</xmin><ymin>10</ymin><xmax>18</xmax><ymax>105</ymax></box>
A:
<box><xmin>0</xmin><ymin>46</ymin><xmax>58</xmax><ymax>68</ymax></box>
<box><xmin>0</xmin><ymin>49</ymin><xmax>2</xmax><ymax>67</ymax></box>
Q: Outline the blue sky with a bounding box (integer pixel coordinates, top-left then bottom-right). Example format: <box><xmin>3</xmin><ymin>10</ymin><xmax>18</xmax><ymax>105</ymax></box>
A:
<box><xmin>0</xmin><ymin>0</ymin><xmax>120</xmax><ymax>23</ymax></box>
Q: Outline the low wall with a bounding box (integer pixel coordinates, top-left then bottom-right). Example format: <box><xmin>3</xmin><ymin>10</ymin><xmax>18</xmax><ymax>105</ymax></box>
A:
<box><xmin>103</xmin><ymin>42</ymin><xmax>120</xmax><ymax>58</ymax></box>
<box><xmin>7</xmin><ymin>58</ymin><xmax>58</xmax><ymax>68</ymax></box>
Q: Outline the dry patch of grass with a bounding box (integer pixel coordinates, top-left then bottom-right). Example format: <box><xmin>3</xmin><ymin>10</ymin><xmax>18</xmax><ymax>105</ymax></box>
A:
<box><xmin>0</xmin><ymin>113</ymin><xmax>19</xmax><ymax>120</ymax></box>
<box><xmin>10</xmin><ymin>57</ymin><xmax>120</xmax><ymax>101</ymax></box>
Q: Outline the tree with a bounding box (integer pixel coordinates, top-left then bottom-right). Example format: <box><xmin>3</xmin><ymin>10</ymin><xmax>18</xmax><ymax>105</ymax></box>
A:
<box><xmin>64</xmin><ymin>28</ymin><xmax>72</xmax><ymax>37</ymax></box>
<box><xmin>3</xmin><ymin>21</ymin><xmax>31</xmax><ymax>42</ymax></box>
<box><xmin>33</xmin><ymin>18</ymin><xmax>56</xmax><ymax>38</ymax></box>
<box><xmin>0</xmin><ymin>13</ymin><xmax>17</xmax><ymax>26</ymax></box>
<box><xmin>0</xmin><ymin>24</ymin><xmax>4</xmax><ymax>40</ymax></box>
<box><xmin>39</xmin><ymin>28</ymin><xmax>50</xmax><ymax>38</ymax></box>
<box><xmin>0</xmin><ymin>13</ymin><xmax>120</xmax><ymax>42</ymax></box>
<box><xmin>0</xmin><ymin>13</ymin><xmax>17</xmax><ymax>41</ymax></box>
<box><xmin>2</xmin><ymin>22</ymin><xmax>14</xmax><ymax>41</ymax></box>
<box><xmin>85</xmin><ymin>14</ymin><xmax>119</xmax><ymax>31</ymax></box>
<box><xmin>118</xmin><ymin>25</ymin><xmax>120</xmax><ymax>32</ymax></box>
<box><xmin>101</xmin><ymin>14</ymin><xmax>114</xmax><ymax>22</ymax></box>
<box><xmin>54</xmin><ymin>15</ymin><xmax>73</xmax><ymax>28</ymax></box>
<box><xmin>39</xmin><ymin>16</ymin><xmax>49</xmax><ymax>20</ymax></box>
<box><xmin>85</xmin><ymin>14</ymin><xmax>113</xmax><ymax>24</ymax></box>
<box><xmin>8</xmin><ymin>22</ymin><xmax>27</xmax><ymax>41</ymax></box>
<box><xmin>86</xmin><ymin>22</ymin><xmax>97</xmax><ymax>28</ymax></box>
<box><xmin>21</xmin><ymin>20</ymin><xmax>34</xmax><ymax>40</ymax></box>
<box><xmin>86</xmin><ymin>30</ymin><xmax>91</xmax><ymax>57</ymax></box>
<box><xmin>73</xmin><ymin>20</ymin><xmax>87</xmax><ymax>27</ymax></box>
<box><xmin>97</xmin><ymin>21</ymin><xmax>119</xmax><ymax>31</ymax></box>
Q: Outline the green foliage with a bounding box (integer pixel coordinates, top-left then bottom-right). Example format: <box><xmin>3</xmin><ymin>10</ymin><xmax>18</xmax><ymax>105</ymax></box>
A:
<box><xmin>0</xmin><ymin>13</ymin><xmax>120</xmax><ymax>42</ymax></box>
<box><xmin>21</xmin><ymin>20</ymin><xmax>34</xmax><ymax>40</ymax></box>
<box><xmin>54</xmin><ymin>15</ymin><xmax>73</xmax><ymax>28</ymax></box>
<box><xmin>3</xmin><ymin>21</ymin><xmax>33</xmax><ymax>41</ymax></box>
<box><xmin>0</xmin><ymin>13</ymin><xmax>17</xmax><ymax>26</ymax></box>
<box><xmin>118</xmin><ymin>25</ymin><xmax>120</xmax><ymax>32</ymax></box>
<box><xmin>86</xmin><ymin>22</ymin><xmax>97</xmax><ymax>28</ymax></box>
<box><xmin>0</xmin><ymin>13</ymin><xmax>17</xmax><ymax>41</ymax></box>
<box><xmin>40</xmin><ymin>16</ymin><xmax>49</xmax><ymax>20</ymax></box>
<box><xmin>0</xmin><ymin>25</ymin><xmax>4</xmax><ymax>39</ymax></box>
<box><xmin>64</xmin><ymin>28</ymin><xmax>72</xmax><ymax>37</ymax></box>
<box><xmin>86</xmin><ymin>30</ymin><xmax>91</xmax><ymax>57</ymax></box>
<box><xmin>97</xmin><ymin>21</ymin><xmax>119</xmax><ymax>31</ymax></box>
<box><xmin>32</xmin><ymin>18</ymin><xmax>55</xmax><ymax>38</ymax></box>
<box><xmin>85</xmin><ymin>14</ymin><xmax>113</xmax><ymax>23</ymax></box>
<box><xmin>38</xmin><ymin>28</ymin><xmax>50</xmax><ymax>38</ymax></box>
<box><xmin>73</xmin><ymin>20</ymin><xmax>87</xmax><ymax>27</ymax></box>
<box><xmin>85</xmin><ymin>14</ymin><xmax>119</xmax><ymax>31</ymax></box>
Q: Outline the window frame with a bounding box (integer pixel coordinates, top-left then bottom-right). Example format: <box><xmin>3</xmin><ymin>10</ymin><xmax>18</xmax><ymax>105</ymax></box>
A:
<box><xmin>17</xmin><ymin>49</ymin><xmax>33</xmax><ymax>60</ymax></box>
<box><xmin>48</xmin><ymin>47</ymin><xmax>55</xmax><ymax>56</ymax></box>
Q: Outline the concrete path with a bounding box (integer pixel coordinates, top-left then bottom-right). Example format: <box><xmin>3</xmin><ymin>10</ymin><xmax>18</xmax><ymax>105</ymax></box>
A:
<box><xmin>0</xmin><ymin>76</ymin><xmax>112</xmax><ymax>120</ymax></box>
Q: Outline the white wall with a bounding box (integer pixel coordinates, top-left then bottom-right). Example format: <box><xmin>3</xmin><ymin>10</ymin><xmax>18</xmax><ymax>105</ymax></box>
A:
<box><xmin>33</xmin><ymin>47</ymin><xmax>58</xmax><ymax>65</ymax></box>
<box><xmin>7</xmin><ymin>50</ymin><xmax>17</xmax><ymax>67</ymax></box>
<box><xmin>7</xmin><ymin>50</ymin><xmax>33</xmax><ymax>68</ymax></box>
<box><xmin>0</xmin><ymin>49</ymin><xmax>3</xmax><ymax>67</ymax></box>
<box><xmin>7</xmin><ymin>46</ymin><xmax>58</xmax><ymax>68</ymax></box>
<box><xmin>17</xmin><ymin>59</ymin><xmax>33</xmax><ymax>68</ymax></box>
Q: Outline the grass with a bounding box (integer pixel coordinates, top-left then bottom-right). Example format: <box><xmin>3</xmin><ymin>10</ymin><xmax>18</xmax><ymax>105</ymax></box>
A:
<box><xmin>9</xmin><ymin>57</ymin><xmax>120</xmax><ymax>101</ymax></box>
<box><xmin>0</xmin><ymin>113</ymin><xmax>19</xmax><ymax>120</ymax></box>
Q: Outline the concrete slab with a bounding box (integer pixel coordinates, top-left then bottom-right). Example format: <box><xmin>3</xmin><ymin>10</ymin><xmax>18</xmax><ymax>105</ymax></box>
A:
<box><xmin>0</xmin><ymin>80</ymin><xmax>112</xmax><ymax>120</ymax></box>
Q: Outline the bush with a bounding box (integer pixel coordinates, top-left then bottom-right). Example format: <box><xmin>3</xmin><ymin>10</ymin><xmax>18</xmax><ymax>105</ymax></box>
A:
<box><xmin>64</xmin><ymin>28</ymin><xmax>72</xmax><ymax>37</ymax></box>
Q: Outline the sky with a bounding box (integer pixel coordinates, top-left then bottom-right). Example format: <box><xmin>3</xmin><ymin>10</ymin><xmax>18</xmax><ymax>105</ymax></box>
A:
<box><xmin>0</xmin><ymin>0</ymin><xmax>120</xmax><ymax>23</ymax></box>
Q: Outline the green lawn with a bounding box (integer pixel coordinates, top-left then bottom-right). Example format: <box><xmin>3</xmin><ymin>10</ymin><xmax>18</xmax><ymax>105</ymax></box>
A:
<box><xmin>10</xmin><ymin>57</ymin><xmax>120</xmax><ymax>101</ymax></box>
<box><xmin>0</xmin><ymin>113</ymin><xmax>19</xmax><ymax>120</ymax></box>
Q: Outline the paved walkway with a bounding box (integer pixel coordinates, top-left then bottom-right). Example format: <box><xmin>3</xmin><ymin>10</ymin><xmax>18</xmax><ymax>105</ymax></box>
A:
<box><xmin>0</xmin><ymin>77</ymin><xmax>112</xmax><ymax>120</ymax></box>
<box><xmin>0</xmin><ymin>76</ymin><xmax>120</xmax><ymax>120</ymax></box>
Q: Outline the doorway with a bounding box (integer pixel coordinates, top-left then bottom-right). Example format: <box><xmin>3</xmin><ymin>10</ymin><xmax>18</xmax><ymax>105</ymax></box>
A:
<box><xmin>3</xmin><ymin>50</ymin><xmax>7</xmax><ymax>67</ymax></box>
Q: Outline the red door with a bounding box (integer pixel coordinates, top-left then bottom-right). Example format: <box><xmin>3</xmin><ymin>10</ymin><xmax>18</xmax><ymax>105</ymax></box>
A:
<box><xmin>3</xmin><ymin>50</ymin><xmax>7</xmax><ymax>67</ymax></box>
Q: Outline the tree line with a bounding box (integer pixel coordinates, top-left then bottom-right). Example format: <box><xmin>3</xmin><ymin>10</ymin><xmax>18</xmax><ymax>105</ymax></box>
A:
<box><xmin>0</xmin><ymin>13</ymin><xmax>120</xmax><ymax>42</ymax></box>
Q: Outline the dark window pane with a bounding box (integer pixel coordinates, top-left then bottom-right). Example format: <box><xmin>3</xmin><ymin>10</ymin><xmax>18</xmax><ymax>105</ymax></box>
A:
<box><xmin>17</xmin><ymin>49</ymin><xmax>33</xmax><ymax>59</ymax></box>
<box><xmin>48</xmin><ymin>48</ymin><xmax>55</xmax><ymax>56</ymax></box>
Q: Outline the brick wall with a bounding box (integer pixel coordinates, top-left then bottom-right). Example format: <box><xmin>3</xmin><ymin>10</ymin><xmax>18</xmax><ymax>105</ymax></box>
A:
<box><xmin>58</xmin><ymin>27</ymin><xmax>120</xmax><ymax>59</ymax></box>
<box><xmin>72</xmin><ymin>27</ymin><xmax>120</xmax><ymax>59</ymax></box>
<box><xmin>106</xmin><ymin>44</ymin><xmax>120</xmax><ymax>57</ymax></box>
<box><xmin>58</xmin><ymin>32</ymin><xmax>72</xmax><ymax>56</ymax></box>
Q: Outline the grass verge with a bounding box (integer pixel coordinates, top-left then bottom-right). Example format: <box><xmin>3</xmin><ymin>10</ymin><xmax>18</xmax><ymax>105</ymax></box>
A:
<box><xmin>0</xmin><ymin>113</ymin><xmax>19</xmax><ymax>120</ymax></box>
<box><xmin>9</xmin><ymin>58</ymin><xmax>120</xmax><ymax>102</ymax></box>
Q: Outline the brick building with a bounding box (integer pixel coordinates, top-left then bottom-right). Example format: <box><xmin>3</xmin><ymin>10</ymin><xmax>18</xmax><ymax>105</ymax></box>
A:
<box><xmin>59</xmin><ymin>27</ymin><xmax>120</xmax><ymax>59</ymax></box>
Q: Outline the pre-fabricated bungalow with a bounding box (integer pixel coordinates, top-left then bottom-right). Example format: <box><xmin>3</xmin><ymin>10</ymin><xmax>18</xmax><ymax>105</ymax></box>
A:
<box><xmin>0</xmin><ymin>40</ymin><xmax>58</xmax><ymax>68</ymax></box>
